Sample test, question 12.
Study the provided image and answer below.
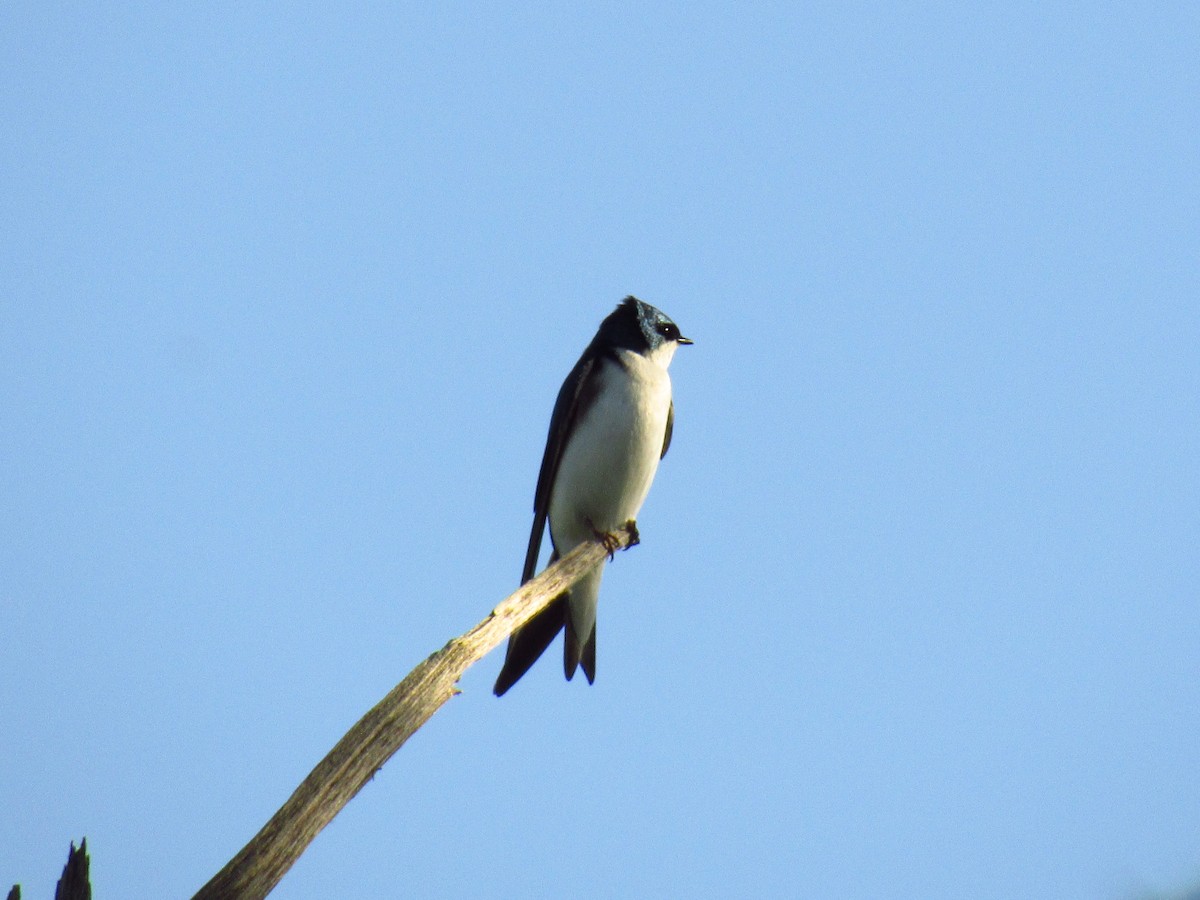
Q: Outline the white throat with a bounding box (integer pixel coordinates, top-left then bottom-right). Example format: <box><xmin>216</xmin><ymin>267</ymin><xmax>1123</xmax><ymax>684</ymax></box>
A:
<box><xmin>645</xmin><ymin>339</ymin><xmax>679</xmax><ymax>370</ymax></box>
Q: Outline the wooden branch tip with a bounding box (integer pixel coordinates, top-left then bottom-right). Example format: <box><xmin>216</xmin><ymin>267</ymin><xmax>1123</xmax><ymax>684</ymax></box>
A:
<box><xmin>192</xmin><ymin>529</ymin><xmax>638</xmax><ymax>900</ymax></box>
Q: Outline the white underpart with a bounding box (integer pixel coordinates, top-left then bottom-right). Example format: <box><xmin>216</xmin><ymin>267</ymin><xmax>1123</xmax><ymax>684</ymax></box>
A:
<box><xmin>549</xmin><ymin>343</ymin><xmax>677</xmax><ymax>642</ymax></box>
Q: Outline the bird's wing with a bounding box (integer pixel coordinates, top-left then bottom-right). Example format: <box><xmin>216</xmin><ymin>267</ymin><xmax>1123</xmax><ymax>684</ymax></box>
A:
<box><xmin>521</xmin><ymin>351</ymin><xmax>602</xmax><ymax>583</ymax></box>
<box><xmin>660</xmin><ymin>399</ymin><xmax>675</xmax><ymax>459</ymax></box>
<box><xmin>493</xmin><ymin>578</ymin><xmax>567</xmax><ymax>696</ymax></box>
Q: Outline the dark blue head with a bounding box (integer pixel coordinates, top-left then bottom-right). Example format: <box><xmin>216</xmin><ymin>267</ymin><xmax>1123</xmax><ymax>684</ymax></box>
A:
<box><xmin>594</xmin><ymin>296</ymin><xmax>693</xmax><ymax>359</ymax></box>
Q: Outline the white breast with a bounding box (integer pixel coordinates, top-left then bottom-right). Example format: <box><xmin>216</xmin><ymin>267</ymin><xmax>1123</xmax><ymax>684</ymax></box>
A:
<box><xmin>548</xmin><ymin>348</ymin><xmax>674</xmax><ymax>552</ymax></box>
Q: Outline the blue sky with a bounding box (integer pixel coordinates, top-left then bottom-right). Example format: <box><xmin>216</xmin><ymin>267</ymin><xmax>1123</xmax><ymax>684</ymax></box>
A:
<box><xmin>3</xmin><ymin>3</ymin><xmax>1198</xmax><ymax>898</ymax></box>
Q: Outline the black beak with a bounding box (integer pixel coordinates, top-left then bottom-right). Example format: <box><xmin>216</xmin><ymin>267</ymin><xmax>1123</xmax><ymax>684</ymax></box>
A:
<box><xmin>678</xmin><ymin>336</ymin><xmax>694</xmax><ymax>345</ymax></box>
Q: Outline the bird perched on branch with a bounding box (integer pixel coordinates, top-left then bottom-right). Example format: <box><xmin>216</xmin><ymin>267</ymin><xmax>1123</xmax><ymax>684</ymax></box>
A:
<box><xmin>494</xmin><ymin>296</ymin><xmax>692</xmax><ymax>696</ymax></box>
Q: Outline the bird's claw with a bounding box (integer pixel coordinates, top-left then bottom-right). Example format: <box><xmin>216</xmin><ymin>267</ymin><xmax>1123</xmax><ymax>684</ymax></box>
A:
<box><xmin>587</xmin><ymin>518</ymin><xmax>640</xmax><ymax>560</ymax></box>
<box><xmin>622</xmin><ymin>519</ymin><xmax>640</xmax><ymax>547</ymax></box>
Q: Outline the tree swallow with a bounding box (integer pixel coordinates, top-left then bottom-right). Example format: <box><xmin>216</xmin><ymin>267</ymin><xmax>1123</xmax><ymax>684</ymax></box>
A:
<box><xmin>493</xmin><ymin>296</ymin><xmax>692</xmax><ymax>696</ymax></box>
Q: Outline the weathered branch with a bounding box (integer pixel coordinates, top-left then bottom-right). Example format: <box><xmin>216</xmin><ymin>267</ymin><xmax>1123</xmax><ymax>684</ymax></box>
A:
<box><xmin>7</xmin><ymin>838</ymin><xmax>92</xmax><ymax>900</ymax></box>
<box><xmin>53</xmin><ymin>840</ymin><xmax>90</xmax><ymax>900</ymax></box>
<box><xmin>192</xmin><ymin>524</ymin><xmax>638</xmax><ymax>900</ymax></box>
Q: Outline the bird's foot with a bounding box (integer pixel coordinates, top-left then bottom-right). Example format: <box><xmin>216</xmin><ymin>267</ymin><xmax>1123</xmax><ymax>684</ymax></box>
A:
<box><xmin>622</xmin><ymin>519</ymin><xmax>641</xmax><ymax>548</ymax></box>
<box><xmin>585</xmin><ymin>518</ymin><xmax>641</xmax><ymax>559</ymax></box>
<box><xmin>586</xmin><ymin>518</ymin><xmax>639</xmax><ymax>560</ymax></box>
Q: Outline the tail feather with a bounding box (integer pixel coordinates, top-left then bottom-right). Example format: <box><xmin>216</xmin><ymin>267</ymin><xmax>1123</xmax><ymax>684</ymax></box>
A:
<box><xmin>581</xmin><ymin>623</ymin><xmax>596</xmax><ymax>684</ymax></box>
<box><xmin>563</xmin><ymin>565</ymin><xmax>602</xmax><ymax>684</ymax></box>
<box><xmin>563</xmin><ymin>613</ymin><xmax>597</xmax><ymax>684</ymax></box>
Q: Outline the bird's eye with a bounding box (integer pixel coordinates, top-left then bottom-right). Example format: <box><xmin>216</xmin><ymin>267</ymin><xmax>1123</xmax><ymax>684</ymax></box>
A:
<box><xmin>656</xmin><ymin>322</ymin><xmax>678</xmax><ymax>339</ymax></box>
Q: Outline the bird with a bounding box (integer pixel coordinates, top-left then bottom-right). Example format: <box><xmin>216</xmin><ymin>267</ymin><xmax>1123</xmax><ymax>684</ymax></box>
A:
<box><xmin>493</xmin><ymin>296</ymin><xmax>692</xmax><ymax>696</ymax></box>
